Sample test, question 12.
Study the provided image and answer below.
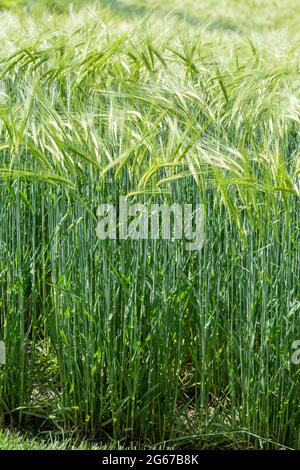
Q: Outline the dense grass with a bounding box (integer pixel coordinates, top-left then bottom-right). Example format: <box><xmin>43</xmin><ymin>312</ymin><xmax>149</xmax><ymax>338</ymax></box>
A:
<box><xmin>0</xmin><ymin>0</ymin><xmax>299</xmax><ymax>449</ymax></box>
<box><xmin>0</xmin><ymin>429</ymin><xmax>99</xmax><ymax>449</ymax></box>
<box><xmin>0</xmin><ymin>428</ymin><xmax>151</xmax><ymax>449</ymax></box>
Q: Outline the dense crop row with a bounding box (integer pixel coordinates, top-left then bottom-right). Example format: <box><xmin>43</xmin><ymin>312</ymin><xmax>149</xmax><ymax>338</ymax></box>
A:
<box><xmin>0</xmin><ymin>2</ymin><xmax>299</xmax><ymax>448</ymax></box>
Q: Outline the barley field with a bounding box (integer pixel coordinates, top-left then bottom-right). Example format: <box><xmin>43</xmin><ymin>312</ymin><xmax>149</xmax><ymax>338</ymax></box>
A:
<box><xmin>0</xmin><ymin>0</ymin><xmax>299</xmax><ymax>450</ymax></box>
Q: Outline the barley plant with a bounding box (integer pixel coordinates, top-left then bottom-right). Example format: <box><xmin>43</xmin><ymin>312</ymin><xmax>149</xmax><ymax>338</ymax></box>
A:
<box><xmin>0</xmin><ymin>0</ymin><xmax>299</xmax><ymax>449</ymax></box>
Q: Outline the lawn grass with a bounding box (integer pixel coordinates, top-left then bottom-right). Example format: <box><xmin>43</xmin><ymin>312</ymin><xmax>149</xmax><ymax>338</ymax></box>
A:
<box><xmin>0</xmin><ymin>428</ymin><xmax>100</xmax><ymax>450</ymax></box>
<box><xmin>0</xmin><ymin>428</ymin><xmax>152</xmax><ymax>449</ymax></box>
<box><xmin>0</xmin><ymin>0</ymin><xmax>299</xmax><ymax>450</ymax></box>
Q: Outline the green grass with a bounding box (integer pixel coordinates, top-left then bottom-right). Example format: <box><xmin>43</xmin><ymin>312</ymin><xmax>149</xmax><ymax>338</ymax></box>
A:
<box><xmin>0</xmin><ymin>428</ymin><xmax>153</xmax><ymax>449</ymax></box>
<box><xmin>0</xmin><ymin>429</ymin><xmax>99</xmax><ymax>449</ymax></box>
<box><xmin>0</xmin><ymin>0</ymin><xmax>299</xmax><ymax>450</ymax></box>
